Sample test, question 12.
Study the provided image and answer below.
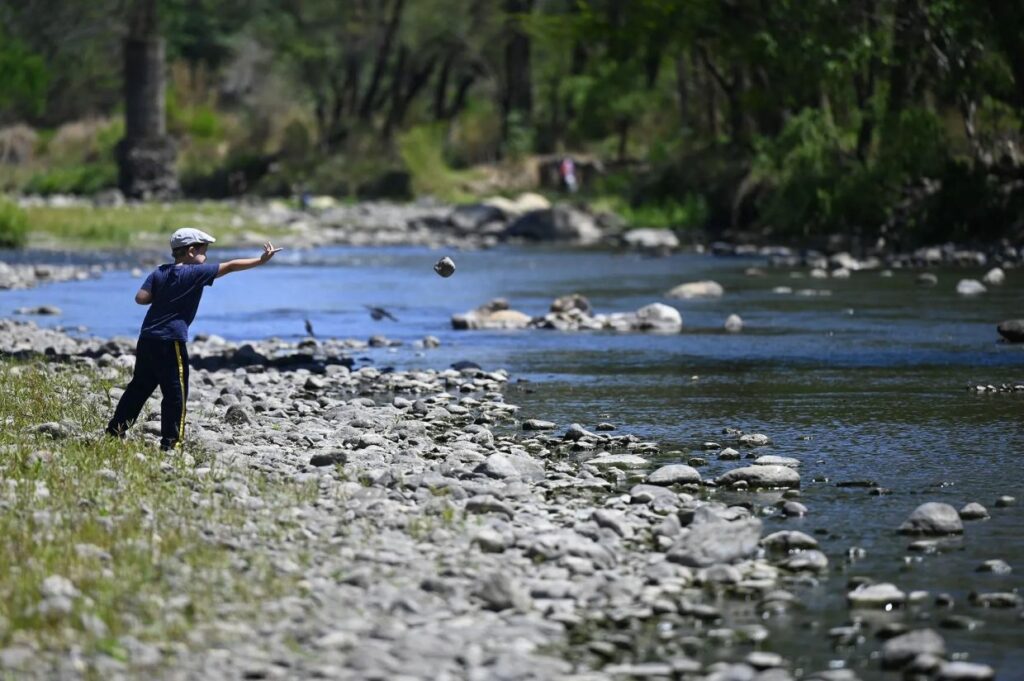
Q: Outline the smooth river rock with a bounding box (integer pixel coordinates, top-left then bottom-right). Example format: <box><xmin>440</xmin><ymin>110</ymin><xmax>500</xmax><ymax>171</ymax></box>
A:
<box><xmin>646</xmin><ymin>464</ymin><xmax>701</xmax><ymax>485</ymax></box>
<box><xmin>718</xmin><ymin>465</ymin><xmax>800</xmax><ymax>489</ymax></box>
<box><xmin>958</xmin><ymin>502</ymin><xmax>989</xmax><ymax>520</ymax></box>
<box><xmin>847</xmin><ymin>583</ymin><xmax>906</xmax><ymax>609</ymax></box>
<box><xmin>667</xmin><ymin>516</ymin><xmax>763</xmax><ymax>567</ymax></box>
<box><xmin>665</xmin><ymin>280</ymin><xmax>724</xmax><ymax>299</ymax></box>
<box><xmin>898</xmin><ymin>502</ymin><xmax>964</xmax><ymax>535</ymax></box>
<box><xmin>955</xmin><ymin>279</ymin><xmax>986</xmax><ymax>296</ymax></box>
<box><xmin>996</xmin><ymin>319</ymin><xmax>1024</xmax><ymax>343</ymax></box>
<box><xmin>881</xmin><ymin>628</ymin><xmax>946</xmax><ymax>670</ymax></box>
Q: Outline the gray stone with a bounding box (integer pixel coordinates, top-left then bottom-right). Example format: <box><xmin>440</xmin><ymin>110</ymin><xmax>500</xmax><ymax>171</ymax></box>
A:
<box><xmin>473</xmin><ymin>572</ymin><xmax>530</xmax><ymax>611</ymax></box>
<box><xmin>996</xmin><ymin>319</ymin><xmax>1024</xmax><ymax>343</ymax></box>
<box><xmin>665</xmin><ymin>280</ymin><xmax>724</xmax><ymax>299</ymax></box>
<box><xmin>718</xmin><ymin>465</ymin><xmax>800</xmax><ymax>489</ymax></box>
<box><xmin>724</xmin><ymin>314</ymin><xmax>743</xmax><ymax>332</ymax></box>
<box><xmin>761</xmin><ymin>530</ymin><xmax>819</xmax><ymax>551</ymax></box>
<box><xmin>936</xmin><ymin>661</ymin><xmax>996</xmax><ymax>681</ymax></box>
<box><xmin>667</xmin><ymin>516</ymin><xmax>762</xmax><ymax>567</ymax></box>
<box><xmin>588</xmin><ymin>453</ymin><xmax>649</xmax><ymax>469</ymax></box>
<box><xmin>898</xmin><ymin>502</ymin><xmax>964</xmax><ymax>535</ymax></box>
<box><xmin>779</xmin><ymin>549</ymin><xmax>828</xmax><ymax>571</ymax></box>
<box><xmin>848</xmin><ymin>582</ymin><xmax>906</xmax><ymax>609</ymax></box>
<box><xmin>755</xmin><ymin>455</ymin><xmax>800</xmax><ymax>468</ymax></box>
<box><xmin>959</xmin><ymin>502</ymin><xmax>989</xmax><ymax>520</ymax></box>
<box><xmin>956</xmin><ymin>279</ymin><xmax>986</xmax><ymax>296</ymax></box>
<box><xmin>646</xmin><ymin>464</ymin><xmax>701</xmax><ymax>485</ymax></box>
<box><xmin>881</xmin><ymin>629</ymin><xmax>946</xmax><ymax>669</ymax></box>
<box><xmin>975</xmin><ymin>559</ymin><xmax>1011</xmax><ymax>574</ymax></box>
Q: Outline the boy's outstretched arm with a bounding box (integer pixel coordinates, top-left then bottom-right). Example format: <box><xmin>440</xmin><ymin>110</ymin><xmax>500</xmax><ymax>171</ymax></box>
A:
<box><xmin>216</xmin><ymin>242</ymin><xmax>283</xmax><ymax>278</ymax></box>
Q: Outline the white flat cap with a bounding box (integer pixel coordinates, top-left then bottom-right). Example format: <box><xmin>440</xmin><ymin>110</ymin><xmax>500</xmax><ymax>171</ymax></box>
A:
<box><xmin>170</xmin><ymin>227</ymin><xmax>217</xmax><ymax>249</ymax></box>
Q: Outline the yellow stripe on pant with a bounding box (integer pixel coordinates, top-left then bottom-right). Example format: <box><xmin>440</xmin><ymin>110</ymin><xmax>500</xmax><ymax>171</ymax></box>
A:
<box><xmin>173</xmin><ymin>341</ymin><xmax>186</xmax><ymax>448</ymax></box>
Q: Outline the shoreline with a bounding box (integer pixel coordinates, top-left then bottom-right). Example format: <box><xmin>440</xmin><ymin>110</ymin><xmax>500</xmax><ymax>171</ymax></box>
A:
<box><xmin>0</xmin><ymin>321</ymin><xmax>1012</xmax><ymax>680</ymax></box>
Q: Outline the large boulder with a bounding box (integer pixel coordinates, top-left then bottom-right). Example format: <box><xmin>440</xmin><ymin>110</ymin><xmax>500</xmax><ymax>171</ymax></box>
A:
<box><xmin>667</xmin><ymin>515</ymin><xmax>762</xmax><ymax>567</ymax></box>
<box><xmin>621</xmin><ymin>228</ymin><xmax>679</xmax><ymax>251</ymax></box>
<box><xmin>486</xmin><ymin>192</ymin><xmax>551</xmax><ymax>216</ymax></box>
<box><xmin>646</xmin><ymin>464</ymin><xmax>701</xmax><ymax>485</ymax></box>
<box><xmin>448</xmin><ymin>203</ymin><xmax>507</xmax><ymax>233</ymax></box>
<box><xmin>717</xmin><ymin>465</ymin><xmax>800</xmax><ymax>489</ymax></box>
<box><xmin>633</xmin><ymin>303</ymin><xmax>682</xmax><ymax>332</ymax></box>
<box><xmin>452</xmin><ymin>299</ymin><xmax>532</xmax><ymax>330</ymax></box>
<box><xmin>997</xmin><ymin>319</ymin><xmax>1024</xmax><ymax>343</ymax></box>
<box><xmin>982</xmin><ymin>267</ymin><xmax>1005</xmax><ymax>286</ymax></box>
<box><xmin>665</xmin><ymin>280</ymin><xmax>725</xmax><ymax>299</ymax></box>
<box><xmin>550</xmin><ymin>293</ymin><xmax>592</xmax><ymax>315</ymax></box>
<box><xmin>955</xmin><ymin>279</ymin><xmax>986</xmax><ymax>296</ymax></box>
<box><xmin>881</xmin><ymin>629</ymin><xmax>946</xmax><ymax>670</ymax></box>
<box><xmin>504</xmin><ymin>205</ymin><xmax>602</xmax><ymax>243</ymax></box>
<box><xmin>898</xmin><ymin>502</ymin><xmax>963</xmax><ymax>535</ymax></box>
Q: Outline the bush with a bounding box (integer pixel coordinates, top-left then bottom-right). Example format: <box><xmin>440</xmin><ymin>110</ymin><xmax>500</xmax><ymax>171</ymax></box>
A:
<box><xmin>0</xmin><ymin>199</ymin><xmax>29</xmax><ymax>248</ymax></box>
<box><xmin>24</xmin><ymin>162</ymin><xmax>118</xmax><ymax>195</ymax></box>
<box><xmin>397</xmin><ymin>125</ymin><xmax>474</xmax><ymax>202</ymax></box>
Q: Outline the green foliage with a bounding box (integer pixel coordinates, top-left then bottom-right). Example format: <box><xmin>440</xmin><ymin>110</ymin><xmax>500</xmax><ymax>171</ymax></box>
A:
<box><xmin>596</xmin><ymin>194</ymin><xmax>709</xmax><ymax>232</ymax></box>
<box><xmin>0</xmin><ymin>25</ymin><xmax>48</xmax><ymax>117</ymax></box>
<box><xmin>397</xmin><ymin>125</ymin><xmax>475</xmax><ymax>202</ymax></box>
<box><xmin>24</xmin><ymin>163</ymin><xmax>118</xmax><ymax>196</ymax></box>
<box><xmin>20</xmin><ymin>203</ymin><xmax>279</xmax><ymax>248</ymax></box>
<box><xmin>0</xmin><ymin>199</ymin><xmax>29</xmax><ymax>248</ymax></box>
<box><xmin>0</xmin><ymin>360</ymin><xmax>310</xmax><ymax>662</ymax></box>
<box><xmin>504</xmin><ymin>111</ymin><xmax>535</xmax><ymax>159</ymax></box>
<box><xmin>167</xmin><ymin>88</ymin><xmax>224</xmax><ymax>140</ymax></box>
<box><xmin>752</xmin><ymin>109</ymin><xmax>853</xmax><ymax>235</ymax></box>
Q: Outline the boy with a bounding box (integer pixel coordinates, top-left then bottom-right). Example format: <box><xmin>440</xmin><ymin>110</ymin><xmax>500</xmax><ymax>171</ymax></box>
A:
<box><xmin>106</xmin><ymin>227</ymin><xmax>282</xmax><ymax>451</ymax></box>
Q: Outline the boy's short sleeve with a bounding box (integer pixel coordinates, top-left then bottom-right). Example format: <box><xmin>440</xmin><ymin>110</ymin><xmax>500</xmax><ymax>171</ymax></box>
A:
<box><xmin>196</xmin><ymin>262</ymin><xmax>219</xmax><ymax>287</ymax></box>
<box><xmin>141</xmin><ymin>271</ymin><xmax>155</xmax><ymax>291</ymax></box>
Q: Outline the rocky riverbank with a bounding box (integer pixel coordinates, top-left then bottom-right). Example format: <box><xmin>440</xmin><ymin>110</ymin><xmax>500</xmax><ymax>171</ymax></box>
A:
<box><xmin>14</xmin><ymin>195</ymin><xmax>1024</xmax><ymax>268</ymax></box>
<box><xmin>0</xmin><ymin>320</ymin><xmax>1013</xmax><ymax>680</ymax></box>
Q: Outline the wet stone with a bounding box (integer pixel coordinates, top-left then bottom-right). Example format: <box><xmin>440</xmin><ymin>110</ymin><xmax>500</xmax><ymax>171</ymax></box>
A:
<box><xmin>975</xmin><ymin>559</ymin><xmax>1011</xmax><ymax>574</ymax></box>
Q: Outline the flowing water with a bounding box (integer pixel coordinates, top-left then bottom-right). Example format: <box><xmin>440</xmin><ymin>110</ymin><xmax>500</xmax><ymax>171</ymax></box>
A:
<box><xmin>3</xmin><ymin>245</ymin><xmax>1023</xmax><ymax>679</ymax></box>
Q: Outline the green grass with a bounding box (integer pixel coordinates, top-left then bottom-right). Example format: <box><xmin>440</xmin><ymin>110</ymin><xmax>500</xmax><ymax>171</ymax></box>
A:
<box><xmin>397</xmin><ymin>124</ymin><xmax>480</xmax><ymax>203</ymax></box>
<box><xmin>0</xmin><ymin>198</ymin><xmax>29</xmax><ymax>247</ymax></box>
<box><xmin>591</xmin><ymin>193</ymin><xmax>709</xmax><ymax>231</ymax></box>
<box><xmin>0</xmin><ymin>359</ymin><xmax>314</xmax><ymax>672</ymax></box>
<box><xmin>21</xmin><ymin>202</ymin><xmax>287</xmax><ymax>249</ymax></box>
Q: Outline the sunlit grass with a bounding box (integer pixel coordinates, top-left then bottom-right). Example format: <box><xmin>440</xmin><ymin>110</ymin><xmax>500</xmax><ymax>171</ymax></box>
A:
<box><xmin>21</xmin><ymin>203</ymin><xmax>289</xmax><ymax>249</ymax></box>
<box><xmin>0</xmin><ymin>359</ymin><xmax>315</xmax><ymax>670</ymax></box>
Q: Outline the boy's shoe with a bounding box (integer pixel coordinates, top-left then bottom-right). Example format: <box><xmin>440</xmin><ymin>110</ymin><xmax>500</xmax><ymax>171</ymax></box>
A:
<box><xmin>159</xmin><ymin>439</ymin><xmax>179</xmax><ymax>452</ymax></box>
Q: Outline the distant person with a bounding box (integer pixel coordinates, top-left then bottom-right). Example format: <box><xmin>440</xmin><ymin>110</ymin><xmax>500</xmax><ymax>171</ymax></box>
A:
<box><xmin>560</xmin><ymin>156</ymin><xmax>578</xmax><ymax>194</ymax></box>
<box><xmin>105</xmin><ymin>227</ymin><xmax>282</xmax><ymax>451</ymax></box>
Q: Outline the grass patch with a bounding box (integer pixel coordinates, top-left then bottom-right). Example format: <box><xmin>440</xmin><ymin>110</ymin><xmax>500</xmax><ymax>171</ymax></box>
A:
<box><xmin>591</xmin><ymin>193</ymin><xmax>708</xmax><ymax>231</ymax></box>
<box><xmin>21</xmin><ymin>202</ymin><xmax>287</xmax><ymax>249</ymax></box>
<box><xmin>397</xmin><ymin>124</ymin><xmax>480</xmax><ymax>203</ymax></box>
<box><xmin>0</xmin><ymin>198</ymin><xmax>29</xmax><ymax>247</ymax></box>
<box><xmin>0</xmin><ymin>359</ymin><xmax>315</xmax><ymax>672</ymax></box>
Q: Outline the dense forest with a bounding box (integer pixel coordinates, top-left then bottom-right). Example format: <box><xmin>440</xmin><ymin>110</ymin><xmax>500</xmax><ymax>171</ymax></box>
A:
<box><xmin>1</xmin><ymin>0</ymin><xmax>1023</xmax><ymax>247</ymax></box>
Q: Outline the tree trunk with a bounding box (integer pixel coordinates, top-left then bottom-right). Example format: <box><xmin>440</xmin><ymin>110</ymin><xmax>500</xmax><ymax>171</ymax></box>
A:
<box><xmin>501</xmin><ymin>0</ymin><xmax>534</xmax><ymax>142</ymax></box>
<box><xmin>984</xmin><ymin>0</ymin><xmax>1024</xmax><ymax>119</ymax></box>
<box><xmin>359</xmin><ymin>0</ymin><xmax>405</xmax><ymax>121</ymax></box>
<box><xmin>434</xmin><ymin>50</ymin><xmax>455</xmax><ymax>120</ymax></box>
<box><xmin>675</xmin><ymin>53</ymin><xmax>690</xmax><ymax>130</ymax></box>
<box><xmin>117</xmin><ymin>0</ymin><xmax>178</xmax><ymax>199</ymax></box>
<box><xmin>888</xmin><ymin>0</ymin><xmax>921</xmax><ymax>116</ymax></box>
<box><xmin>616</xmin><ymin>119</ymin><xmax>629</xmax><ymax>161</ymax></box>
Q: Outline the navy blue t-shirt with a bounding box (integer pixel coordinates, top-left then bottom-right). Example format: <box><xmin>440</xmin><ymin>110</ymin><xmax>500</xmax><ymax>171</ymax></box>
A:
<box><xmin>139</xmin><ymin>263</ymin><xmax>219</xmax><ymax>341</ymax></box>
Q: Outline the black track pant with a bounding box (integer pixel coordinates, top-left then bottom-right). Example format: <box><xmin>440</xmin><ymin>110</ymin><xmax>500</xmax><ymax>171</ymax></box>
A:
<box><xmin>106</xmin><ymin>338</ymin><xmax>189</xmax><ymax>450</ymax></box>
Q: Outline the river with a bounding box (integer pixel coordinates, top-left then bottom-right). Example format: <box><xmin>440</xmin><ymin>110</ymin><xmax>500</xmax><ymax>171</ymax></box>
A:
<box><xmin>3</xmin><ymin>244</ymin><xmax>1023</xmax><ymax>679</ymax></box>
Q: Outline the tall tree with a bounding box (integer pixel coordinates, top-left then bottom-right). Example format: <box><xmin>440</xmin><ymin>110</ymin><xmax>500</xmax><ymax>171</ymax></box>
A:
<box><xmin>117</xmin><ymin>0</ymin><xmax>179</xmax><ymax>198</ymax></box>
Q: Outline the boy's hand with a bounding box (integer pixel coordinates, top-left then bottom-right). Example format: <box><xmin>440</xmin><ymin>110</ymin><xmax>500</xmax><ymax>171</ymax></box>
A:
<box><xmin>260</xmin><ymin>242</ymin><xmax>283</xmax><ymax>263</ymax></box>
